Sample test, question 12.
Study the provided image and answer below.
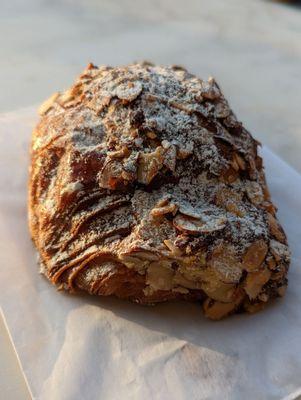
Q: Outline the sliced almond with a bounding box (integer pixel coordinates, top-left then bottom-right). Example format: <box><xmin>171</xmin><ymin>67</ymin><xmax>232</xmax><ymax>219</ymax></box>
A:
<box><xmin>116</xmin><ymin>81</ymin><xmax>142</xmax><ymax>102</ymax></box>
<box><xmin>234</xmin><ymin>153</ymin><xmax>246</xmax><ymax>170</ymax></box>
<box><xmin>270</xmin><ymin>265</ymin><xmax>286</xmax><ymax>281</ymax></box>
<box><xmin>177</xmin><ymin>147</ymin><xmax>193</xmax><ymax>159</ymax></box>
<box><xmin>119</xmin><ymin>250</ymin><xmax>159</xmax><ymax>271</ymax></box>
<box><xmin>201</xmin><ymin>77</ymin><xmax>221</xmax><ymax>100</ymax></box>
<box><xmin>59</xmin><ymin>89</ymin><xmax>75</xmax><ymax>105</ymax></box>
<box><xmin>216</xmin><ymin>187</ymin><xmax>243</xmax><ymax>205</ymax></box>
<box><xmin>146</xmin><ymin>261</ymin><xmax>174</xmax><ymax>291</ymax></box>
<box><xmin>202</xmin><ymin>281</ymin><xmax>236</xmax><ymax>303</ymax></box>
<box><xmin>203</xmin><ymin>299</ymin><xmax>237</xmax><ymax>320</ymax></box>
<box><xmin>98</xmin><ymin>160</ymin><xmax>123</xmax><ymax>189</ymax></box>
<box><xmin>258</xmin><ymin>293</ymin><xmax>269</xmax><ymax>302</ymax></box>
<box><xmin>208</xmin><ymin>244</ymin><xmax>242</xmax><ymax>284</ymax></box>
<box><xmin>261</xmin><ymin>201</ymin><xmax>277</xmax><ymax>215</ymax></box>
<box><xmin>173</xmin><ymin>213</ymin><xmax>226</xmax><ymax>235</ymax></box>
<box><xmin>243</xmin><ymin>300</ymin><xmax>266</xmax><ymax>314</ymax></box>
<box><xmin>108</xmin><ymin>146</ymin><xmax>130</xmax><ymax>159</ymax></box>
<box><xmin>38</xmin><ymin>92</ymin><xmax>59</xmax><ymax>115</ymax></box>
<box><xmin>267</xmin><ymin>213</ymin><xmax>286</xmax><ymax>242</ymax></box>
<box><xmin>244</xmin><ymin>269</ymin><xmax>271</xmax><ymax>299</ymax></box>
<box><xmin>137</xmin><ymin>147</ymin><xmax>164</xmax><ymax>184</ymax></box>
<box><xmin>242</xmin><ymin>240</ymin><xmax>268</xmax><ymax>272</ymax></box>
<box><xmin>277</xmin><ymin>285</ymin><xmax>287</xmax><ymax>297</ymax></box>
<box><xmin>173</xmin><ymin>272</ymin><xmax>200</xmax><ymax>289</ymax></box>
<box><xmin>178</xmin><ymin>204</ymin><xmax>202</xmax><ymax>219</ymax></box>
<box><xmin>269</xmin><ymin>240</ymin><xmax>290</xmax><ymax>263</ymax></box>
<box><xmin>220</xmin><ymin>166</ymin><xmax>239</xmax><ymax>184</ymax></box>
<box><xmin>150</xmin><ymin>202</ymin><xmax>178</xmax><ymax>217</ymax></box>
<box><xmin>163</xmin><ymin>239</ymin><xmax>182</xmax><ymax>257</ymax></box>
<box><xmin>266</xmin><ymin>256</ymin><xmax>277</xmax><ymax>270</ymax></box>
<box><xmin>245</xmin><ymin>181</ymin><xmax>264</xmax><ymax>205</ymax></box>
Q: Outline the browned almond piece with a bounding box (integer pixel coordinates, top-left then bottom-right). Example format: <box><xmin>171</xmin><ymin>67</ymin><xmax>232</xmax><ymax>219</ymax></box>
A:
<box><xmin>137</xmin><ymin>147</ymin><xmax>164</xmax><ymax>184</ymax></box>
<box><xmin>220</xmin><ymin>166</ymin><xmax>239</xmax><ymax>184</ymax></box>
<box><xmin>146</xmin><ymin>261</ymin><xmax>174</xmax><ymax>291</ymax></box>
<box><xmin>203</xmin><ymin>298</ymin><xmax>238</xmax><ymax>320</ymax></box>
<box><xmin>267</xmin><ymin>213</ymin><xmax>286</xmax><ymax>242</ymax></box>
<box><xmin>245</xmin><ymin>181</ymin><xmax>264</xmax><ymax>205</ymax></box>
<box><xmin>151</xmin><ymin>203</ymin><xmax>178</xmax><ymax>217</ymax></box>
<box><xmin>59</xmin><ymin>89</ymin><xmax>75</xmax><ymax>105</ymax></box>
<box><xmin>243</xmin><ymin>300</ymin><xmax>266</xmax><ymax>314</ymax></box>
<box><xmin>108</xmin><ymin>146</ymin><xmax>130</xmax><ymax>159</ymax></box>
<box><xmin>38</xmin><ymin>92</ymin><xmax>59</xmax><ymax>115</ymax></box>
<box><xmin>163</xmin><ymin>239</ymin><xmax>182</xmax><ymax>256</ymax></box>
<box><xmin>266</xmin><ymin>256</ymin><xmax>277</xmax><ymax>270</ymax></box>
<box><xmin>208</xmin><ymin>244</ymin><xmax>242</xmax><ymax>284</ymax></box>
<box><xmin>173</xmin><ymin>214</ymin><xmax>226</xmax><ymax>235</ymax></box>
<box><xmin>116</xmin><ymin>81</ymin><xmax>142</xmax><ymax>101</ymax></box>
<box><xmin>269</xmin><ymin>239</ymin><xmax>290</xmax><ymax>262</ymax></box>
<box><xmin>277</xmin><ymin>285</ymin><xmax>287</xmax><ymax>297</ymax></box>
<box><xmin>234</xmin><ymin>153</ymin><xmax>246</xmax><ymax>170</ymax></box>
<box><xmin>244</xmin><ymin>269</ymin><xmax>271</xmax><ymax>299</ymax></box>
<box><xmin>202</xmin><ymin>281</ymin><xmax>236</xmax><ymax>303</ymax></box>
<box><xmin>242</xmin><ymin>240</ymin><xmax>268</xmax><ymax>272</ymax></box>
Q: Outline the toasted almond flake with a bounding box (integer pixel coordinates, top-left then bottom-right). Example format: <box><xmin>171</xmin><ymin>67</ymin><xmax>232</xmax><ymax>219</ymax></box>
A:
<box><xmin>150</xmin><ymin>203</ymin><xmax>178</xmax><ymax>217</ymax></box>
<box><xmin>234</xmin><ymin>153</ymin><xmax>246</xmax><ymax>170</ymax></box>
<box><xmin>277</xmin><ymin>285</ymin><xmax>287</xmax><ymax>297</ymax></box>
<box><xmin>269</xmin><ymin>240</ymin><xmax>290</xmax><ymax>262</ymax></box>
<box><xmin>38</xmin><ymin>92</ymin><xmax>59</xmax><ymax>115</ymax></box>
<box><xmin>178</xmin><ymin>203</ymin><xmax>202</xmax><ymax>219</ymax></box>
<box><xmin>202</xmin><ymin>281</ymin><xmax>235</xmax><ymax>303</ymax></box>
<box><xmin>59</xmin><ymin>89</ymin><xmax>75</xmax><ymax>105</ymax></box>
<box><xmin>246</xmin><ymin>181</ymin><xmax>264</xmax><ymax>205</ymax></box>
<box><xmin>177</xmin><ymin>148</ymin><xmax>192</xmax><ymax>159</ymax></box>
<box><xmin>244</xmin><ymin>300</ymin><xmax>266</xmax><ymax>314</ymax></box>
<box><xmin>173</xmin><ymin>213</ymin><xmax>226</xmax><ymax>235</ymax></box>
<box><xmin>267</xmin><ymin>213</ymin><xmax>286</xmax><ymax>242</ymax></box>
<box><xmin>208</xmin><ymin>244</ymin><xmax>242</xmax><ymax>284</ymax></box>
<box><xmin>242</xmin><ymin>240</ymin><xmax>268</xmax><ymax>272</ymax></box>
<box><xmin>266</xmin><ymin>256</ymin><xmax>277</xmax><ymax>270</ymax></box>
<box><xmin>173</xmin><ymin>272</ymin><xmax>200</xmax><ymax>289</ymax></box>
<box><xmin>116</xmin><ymin>81</ymin><xmax>142</xmax><ymax>101</ymax></box>
<box><xmin>203</xmin><ymin>299</ymin><xmax>237</xmax><ymax>320</ymax></box>
<box><xmin>220</xmin><ymin>167</ymin><xmax>239</xmax><ymax>184</ymax></box>
<box><xmin>231</xmin><ymin>158</ymin><xmax>239</xmax><ymax>171</ymax></box>
<box><xmin>108</xmin><ymin>146</ymin><xmax>130</xmax><ymax>159</ymax></box>
<box><xmin>137</xmin><ymin>147</ymin><xmax>164</xmax><ymax>184</ymax></box>
<box><xmin>244</xmin><ymin>269</ymin><xmax>271</xmax><ymax>299</ymax></box>
<box><xmin>201</xmin><ymin>77</ymin><xmax>221</xmax><ymax>100</ymax></box>
<box><xmin>146</xmin><ymin>261</ymin><xmax>174</xmax><ymax>291</ymax></box>
<box><xmin>163</xmin><ymin>239</ymin><xmax>182</xmax><ymax>256</ymax></box>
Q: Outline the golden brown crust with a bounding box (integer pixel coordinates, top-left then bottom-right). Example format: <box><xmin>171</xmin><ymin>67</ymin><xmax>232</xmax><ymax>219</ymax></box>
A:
<box><xmin>29</xmin><ymin>62</ymin><xmax>290</xmax><ymax>319</ymax></box>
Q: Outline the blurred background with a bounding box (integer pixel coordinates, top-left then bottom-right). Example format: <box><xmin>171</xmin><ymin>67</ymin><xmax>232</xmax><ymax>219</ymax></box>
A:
<box><xmin>1</xmin><ymin>0</ymin><xmax>301</xmax><ymax>171</ymax></box>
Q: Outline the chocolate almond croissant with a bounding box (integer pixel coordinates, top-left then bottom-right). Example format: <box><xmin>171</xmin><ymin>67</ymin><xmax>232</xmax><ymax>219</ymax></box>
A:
<box><xmin>28</xmin><ymin>62</ymin><xmax>290</xmax><ymax>319</ymax></box>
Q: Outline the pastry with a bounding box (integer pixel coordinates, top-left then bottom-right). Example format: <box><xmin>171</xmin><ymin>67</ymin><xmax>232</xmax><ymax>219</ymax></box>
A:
<box><xmin>28</xmin><ymin>62</ymin><xmax>290</xmax><ymax>319</ymax></box>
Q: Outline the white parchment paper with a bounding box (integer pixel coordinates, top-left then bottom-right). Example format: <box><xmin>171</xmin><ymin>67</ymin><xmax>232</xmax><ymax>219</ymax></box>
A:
<box><xmin>0</xmin><ymin>108</ymin><xmax>301</xmax><ymax>400</ymax></box>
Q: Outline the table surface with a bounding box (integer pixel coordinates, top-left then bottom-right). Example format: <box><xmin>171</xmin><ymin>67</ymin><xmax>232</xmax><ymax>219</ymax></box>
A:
<box><xmin>1</xmin><ymin>1</ymin><xmax>300</xmax><ymax>399</ymax></box>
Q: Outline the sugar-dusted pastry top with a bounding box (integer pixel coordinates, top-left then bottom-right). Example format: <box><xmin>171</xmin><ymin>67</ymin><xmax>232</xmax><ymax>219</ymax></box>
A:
<box><xmin>29</xmin><ymin>62</ymin><xmax>290</xmax><ymax>319</ymax></box>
